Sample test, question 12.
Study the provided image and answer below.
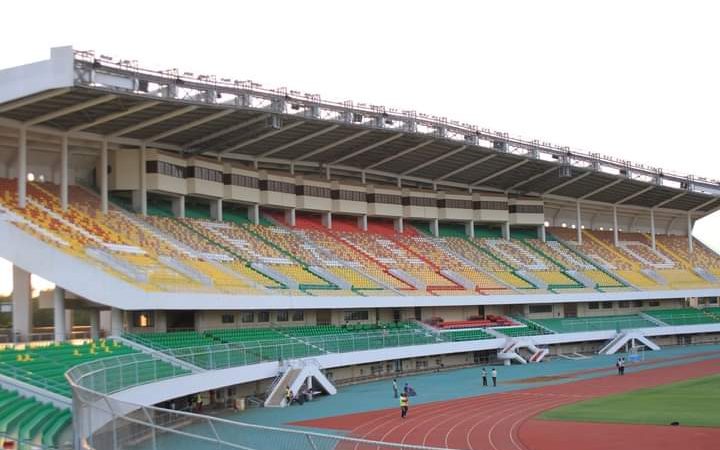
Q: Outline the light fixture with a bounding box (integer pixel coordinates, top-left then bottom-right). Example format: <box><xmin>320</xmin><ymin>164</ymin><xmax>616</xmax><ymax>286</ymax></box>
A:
<box><xmin>26</xmin><ymin>173</ymin><xmax>35</xmax><ymax>182</ymax></box>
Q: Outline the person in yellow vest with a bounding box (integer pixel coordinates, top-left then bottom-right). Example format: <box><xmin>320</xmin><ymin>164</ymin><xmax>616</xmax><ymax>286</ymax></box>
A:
<box><xmin>399</xmin><ymin>392</ymin><xmax>409</xmax><ymax>419</ymax></box>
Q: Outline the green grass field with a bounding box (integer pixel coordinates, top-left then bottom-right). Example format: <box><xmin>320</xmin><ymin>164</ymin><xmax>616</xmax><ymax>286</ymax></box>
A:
<box><xmin>540</xmin><ymin>374</ymin><xmax>720</xmax><ymax>427</ymax></box>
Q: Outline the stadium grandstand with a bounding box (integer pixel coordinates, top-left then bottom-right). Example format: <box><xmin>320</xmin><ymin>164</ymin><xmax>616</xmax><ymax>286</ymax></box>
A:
<box><xmin>0</xmin><ymin>47</ymin><xmax>720</xmax><ymax>450</ymax></box>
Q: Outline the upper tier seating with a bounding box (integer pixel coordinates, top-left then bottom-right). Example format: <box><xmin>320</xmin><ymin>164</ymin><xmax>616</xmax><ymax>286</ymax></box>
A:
<box><xmin>0</xmin><ymin>388</ymin><xmax>71</xmax><ymax>450</ymax></box>
<box><xmin>655</xmin><ymin>235</ymin><xmax>720</xmax><ymax>270</ymax></box>
<box><xmin>442</xmin><ymin>237</ymin><xmax>533</xmax><ymax>289</ymax></box>
<box><xmin>534</xmin><ymin>314</ymin><xmax>657</xmax><ymax>333</ymax></box>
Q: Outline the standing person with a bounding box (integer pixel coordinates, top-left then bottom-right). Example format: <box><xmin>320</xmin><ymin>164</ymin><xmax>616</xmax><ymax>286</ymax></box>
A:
<box><xmin>285</xmin><ymin>386</ymin><xmax>294</xmax><ymax>406</ymax></box>
<box><xmin>492</xmin><ymin>368</ymin><xmax>497</xmax><ymax>387</ymax></box>
<box><xmin>400</xmin><ymin>392</ymin><xmax>409</xmax><ymax>419</ymax></box>
<box><xmin>619</xmin><ymin>357</ymin><xmax>625</xmax><ymax>376</ymax></box>
<box><xmin>481</xmin><ymin>368</ymin><xmax>488</xmax><ymax>387</ymax></box>
<box><xmin>392</xmin><ymin>379</ymin><xmax>398</xmax><ymax>398</ymax></box>
<box><xmin>616</xmin><ymin>358</ymin><xmax>622</xmax><ymax>375</ymax></box>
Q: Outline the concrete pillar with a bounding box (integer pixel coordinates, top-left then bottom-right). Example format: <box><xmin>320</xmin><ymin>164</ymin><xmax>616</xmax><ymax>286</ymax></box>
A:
<box><xmin>502</xmin><ymin>222</ymin><xmax>510</xmax><ymax>240</ymax></box>
<box><xmin>99</xmin><ymin>310</ymin><xmax>111</xmax><ymax>337</ymax></box>
<box><xmin>110</xmin><ymin>308</ymin><xmax>124</xmax><ymax>336</ymax></box>
<box><xmin>154</xmin><ymin>310</ymin><xmax>168</xmax><ymax>333</ymax></box>
<box><xmin>12</xmin><ymin>266</ymin><xmax>32</xmax><ymax>342</ymax></box>
<box><xmin>465</xmin><ymin>220</ymin><xmax>475</xmax><ymax>238</ymax></box>
<box><xmin>285</xmin><ymin>208</ymin><xmax>296</xmax><ymax>226</ymax></box>
<box><xmin>612</xmin><ymin>206</ymin><xmax>619</xmax><ymax>246</ymax></box>
<box><xmin>394</xmin><ymin>217</ymin><xmax>404</xmax><ymax>234</ymax></box>
<box><xmin>65</xmin><ymin>310</ymin><xmax>73</xmax><ymax>339</ymax></box>
<box><xmin>688</xmin><ymin>213</ymin><xmax>694</xmax><ymax>254</ymax></box>
<box><xmin>396</xmin><ymin>178</ymin><xmax>402</xmax><ymax>188</ymax></box>
<box><xmin>538</xmin><ymin>224</ymin><xmax>546</xmax><ymax>243</ymax></box>
<box><xmin>89</xmin><ymin>309</ymin><xmax>100</xmax><ymax>340</ymax></box>
<box><xmin>325</xmin><ymin>166</ymin><xmax>331</xmax><ymax>180</ymax></box>
<box><xmin>139</xmin><ymin>144</ymin><xmax>147</xmax><ymax>216</ymax></box>
<box><xmin>322</xmin><ymin>211</ymin><xmax>332</xmax><ymax>229</ymax></box>
<box><xmin>249</xmin><ymin>204</ymin><xmax>260</xmax><ymax>225</ymax></box>
<box><xmin>430</xmin><ymin>219</ymin><xmax>439</xmax><ymax>237</ymax></box>
<box><xmin>60</xmin><ymin>135</ymin><xmax>69</xmax><ymax>211</ymax></box>
<box><xmin>53</xmin><ymin>287</ymin><xmax>66</xmax><ymax>342</ymax></box>
<box><xmin>650</xmin><ymin>209</ymin><xmax>656</xmax><ymax>251</ymax></box>
<box><xmin>100</xmin><ymin>140</ymin><xmax>109</xmax><ymax>214</ymax></box>
<box><xmin>17</xmin><ymin>127</ymin><xmax>27</xmax><ymax>208</ymax></box>
<box><xmin>358</xmin><ymin>215</ymin><xmax>368</xmax><ymax>231</ymax></box>
<box><xmin>171</xmin><ymin>195</ymin><xmax>185</xmax><ymax>218</ymax></box>
<box><xmin>361</xmin><ymin>172</ymin><xmax>366</xmax><ymax>184</ymax></box>
<box><xmin>210</xmin><ymin>198</ymin><xmax>223</xmax><ymax>221</ymax></box>
<box><xmin>576</xmin><ymin>202</ymin><xmax>583</xmax><ymax>245</ymax></box>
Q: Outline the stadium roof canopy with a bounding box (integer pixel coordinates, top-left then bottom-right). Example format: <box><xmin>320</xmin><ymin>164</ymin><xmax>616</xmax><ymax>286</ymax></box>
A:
<box><xmin>1</xmin><ymin>47</ymin><xmax>719</xmax><ymax>215</ymax></box>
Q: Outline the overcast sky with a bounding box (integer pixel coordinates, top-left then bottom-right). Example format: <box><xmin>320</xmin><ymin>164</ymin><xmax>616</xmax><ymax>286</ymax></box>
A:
<box><xmin>1</xmin><ymin>0</ymin><xmax>719</xmax><ymax>294</ymax></box>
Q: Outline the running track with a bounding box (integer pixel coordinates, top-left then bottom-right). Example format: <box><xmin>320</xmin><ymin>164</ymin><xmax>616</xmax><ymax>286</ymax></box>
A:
<box><xmin>295</xmin><ymin>357</ymin><xmax>720</xmax><ymax>450</ymax></box>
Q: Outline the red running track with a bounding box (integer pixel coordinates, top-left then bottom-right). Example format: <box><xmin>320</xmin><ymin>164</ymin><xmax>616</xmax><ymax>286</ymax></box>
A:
<box><xmin>294</xmin><ymin>357</ymin><xmax>720</xmax><ymax>450</ymax></box>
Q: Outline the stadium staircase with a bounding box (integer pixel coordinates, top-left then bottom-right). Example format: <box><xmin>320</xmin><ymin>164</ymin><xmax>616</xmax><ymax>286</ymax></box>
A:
<box><xmin>264</xmin><ymin>360</ymin><xmax>337</xmax><ymax>408</ymax></box>
<box><xmin>598</xmin><ymin>332</ymin><xmax>660</xmax><ymax>355</ymax></box>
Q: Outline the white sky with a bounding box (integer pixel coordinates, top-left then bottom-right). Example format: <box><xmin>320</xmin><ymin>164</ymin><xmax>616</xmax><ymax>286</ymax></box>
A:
<box><xmin>1</xmin><ymin>0</ymin><xmax>720</xmax><ymax>294</ymax></box>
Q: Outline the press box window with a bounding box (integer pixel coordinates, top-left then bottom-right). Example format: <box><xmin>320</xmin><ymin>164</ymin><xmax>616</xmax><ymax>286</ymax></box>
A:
<box><xmin>276</xmin><ymin>311</ymin><xmax>289</xmax><ymax>322</ymax></box>
<box><xmin>221</xmin><ymin>314</ymin><xmax>235</xmax><ymax>324</ymax></box>
<box><xmin>241</xmin><ymin>312</ymin><xmax>254</xmax><ymax>323</ymax></box>
<box><xmin>292</xmin><ymin>310</ymin><xmax>304</xmax><ymax>321</ymax></box>
<box><xmin>257</xmin><ymin>311</ymin><xmax>270</xmax><ymax>322</ymax></box>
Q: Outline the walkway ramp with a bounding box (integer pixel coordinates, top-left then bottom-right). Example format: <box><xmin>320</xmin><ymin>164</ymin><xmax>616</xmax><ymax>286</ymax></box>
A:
<box><xmin>264</xmin><ymin>360</ymin><xmax>337</xmax><ymax>408</ymax></box>
<box><xmin>599</xmin><ymin>332</ymin><xmax>660</xmax><ymax>355</ymax></box>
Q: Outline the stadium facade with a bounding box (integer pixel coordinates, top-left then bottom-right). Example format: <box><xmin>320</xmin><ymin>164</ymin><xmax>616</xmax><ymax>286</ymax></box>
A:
<box><xmin>1</xmin><ymin>47</ymin><xmax>720</xmax><ymax>449</ymax></box>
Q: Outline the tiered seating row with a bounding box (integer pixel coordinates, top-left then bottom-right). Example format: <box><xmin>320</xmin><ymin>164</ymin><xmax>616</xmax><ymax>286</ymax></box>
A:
<box><xmin>644</xmin><ymin>308</ymin><xmax>720</xmax><ymax>326</ymax></box>
<box><xmin>533</xmin><ymin>314</ymin><xmax>657</xmax><ymax>333</ymax></box>
<box><xmin>0</xmin><ymin>388</ymin><xmax>71</xmax><ymax>450</ymax></box>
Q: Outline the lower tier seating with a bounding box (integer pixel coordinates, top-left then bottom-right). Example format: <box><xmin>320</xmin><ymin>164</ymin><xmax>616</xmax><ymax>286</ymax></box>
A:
<box><xmin>443</xmin><ymin>329</ymin><xmax>495</xmax><ymax>341</ymax></box>
<box><xmin>0</xmin><ymin>388</ymin><xmax>71</xmax><ymax>450</ymax></box>
<box><xmin>533</xmin><ymin>314</ymin><xmax>657</xmax><ymax>333</ymax></box>
<box><xmin>644</xmin><ymin>308</ymin><xmax>720</xmax><ymax>326</ymax></box>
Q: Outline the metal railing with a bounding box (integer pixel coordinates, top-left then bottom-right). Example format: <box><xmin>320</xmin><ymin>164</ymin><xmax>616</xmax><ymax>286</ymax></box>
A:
<box><xmin>66</xmin><ymin>357</ymin><xmax>460</xmax><ymax>450</ymax></box>
<box><xmin>125</xmin><ymin>329</ymin><xmax>443</xmax><ymax>371</ymax></box>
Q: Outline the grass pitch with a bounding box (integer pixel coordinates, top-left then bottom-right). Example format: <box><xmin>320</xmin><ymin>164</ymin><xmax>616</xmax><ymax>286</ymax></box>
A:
<box><xmin>540</xmin><ymin>373</ymin><xmax>720</xmax><ymax>427</ymax></box>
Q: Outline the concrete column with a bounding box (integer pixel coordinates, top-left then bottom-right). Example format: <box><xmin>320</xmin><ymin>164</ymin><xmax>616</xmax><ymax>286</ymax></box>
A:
<box><xmin>688</xmin><ymin>213</ymin><xmax>694</xmax><ymax>254</ymax></box>
<box><xmin>393</xmin><ymin>217</ymin><xmax>404</xmax><ymax>234</ymax></box>
<box><xmin>358</xmin><ymin>215</ymin><xmax>368</xmax><ymax>231</ymax></box>
<box><xmin>650</xmin><ymin>209</ymin><xmax>656</xmax><ymax>251</ymax></box>
<box><xmin>110</xmin><ymin>308</ymin><xmax>124</xmax><ymax>336</ymax></box>
<box><xmin>322</xmin><ymin>211</ymin><xmax>332</xmax><ymax>229</ymax></box>
<box><xmin>612</xmin><ymin>206</ymin><xmax>619</xmax><ymax>246</ymax></box>
<box><xmin>154</xmin><ymin>310</ymin><xmax>168</xmax><ymax>333</ymax></box>
<box><xmin>171</xmin><ymin>195</ymin><xmax>185</xmax><ymax>218</ymax></box>
<box><xmin>89</xmin><ymin>309</ymin><xmax>101</xmax><ymax>340</ymax></box>
<box><xmin>430</xmin><ymin>219</ymin><xmax>439</xmax><ymax>237</ymax></box>
<box><xmin>576</xmin><ymin>202</ymin><xmax>583</xmax><ymax>245</ymax></box>
<box><xmin>360</xmin><ymin>172</ymin><xmax>366</xmax><ymax>184</ymax></box>
<box><xmin>65</xmin><ymin>310</ymin><xmax>73</xmax><ymax>339</ymax></box>
<box><xmin>139</xmin><ymin>144</ymin><xmax>147</xmax><ymax>216</ymax></box>
<box><xmin>465</xmin><ymin>220</ymin><xmax>475</xmax><ymax>238</ymax></box>
<box><xmin>12</xmin><ymin>266</ymin><xmax>32</xmax><ymax>342</ymax></box>
<box><xmin>18</xmin><ymin>127</ymin><xmax>27</xmax><ymax>208</ymax></box>
<box><xmin>502</xmin><ymin>222</ymin><xmax>510</xmax><ymax>240</ymax></box>
<box><xmin>285</xmin><ymin>208</ymin><xmax>296</xmax><ymax>226</ymax></box>
<box><xmin>99</xmin><ymin>310</ymin><xmax>111</xmax><ymax>336</ymax></box>
<box><xmin>538</xmin><ymin>224</ymin><xmax>546</xmax><ymax>243</ymax></box>
<box><xmin>249</xmin><ymin>204</ymin><xmax>260</xmax><ymax>225</ymax></box>
<box><xmin>325</xmin><ymin>166</ymin><xmax>331</xmax><ymax>180</ymax></box>
<box><xmin>210</xmin><ymin>198</ymin><xmax>223</xmax><ymax>221</ymax></box>
<box><xmin>100</xmin><ymin>140</ymin><xmax>109</xmax><ymax>214</ymax></box>
<box><xmin>60</xmin><ymin>135</ymin><xmax>69</xmax><ymax>211</ymax></box>
<box><xmin>53</xmin><ymin>287</ymin><xmax>66</xmax><ymax>342</ymax></box>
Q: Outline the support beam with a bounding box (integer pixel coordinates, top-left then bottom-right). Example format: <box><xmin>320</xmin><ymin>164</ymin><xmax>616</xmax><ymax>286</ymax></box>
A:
<box><xmin>172</xmin><ymin>196</ymin><xmax>185</xmax><ymax>218</ymax></box>
<box><xmin>472</xmin><ymin>160</ymin><xmax>529</xmax><ymax>186</ymax></box>
<box><xmin>294</xmin><ymin>129</ymin><xmax>372</xmax><ymax>162</ymax></box>
<box><xmin>506</xmin><ymin>167</ymin><xmax>555</xmax><ymax>192</ymax></box>
<box><xmin>110</xmin><ymin>308</ymin><xmax>123</xmax><ymax>336</ymax></box>
<box><xmin>100</xmin><ymin>140</ymin><xmax>108</xmax><ymax>213</ymax></box>
<box><xmin>285</xmin><ymin>208</ymin><xmax>296</xmax><ymax>226</ymax></box>
<box><xmin>111</xmin><ymin>105</ymin><xmax>197</xmax><ymax>137</ymax></box>
<box><xmin>329</xmin><ymin>133</ymin><xmax>404</xmax><ymax>165</ymax></box>
<box><xmin>687</xmin><ymin>213</ymin><xmax>694</xmax><ymax>254</ymax></box>
<box><xmin>543</xmin><ymin>171</ymin><xmax>592</xmax><ymax>195</ymax></box>
<box><xmin>579</xmin><ymin>178</ymin><xmax>624</xmax><ymax>200</ymax></box>
<box><xmin>652</xmin><ymin>192</ymin><xmax>687</xmax><ymax>209</ymax></box>
<box><xmin>259</xmin><ymin>125</ymin><xmax>340</xmax><ymax>158</ymax></box>
<box><xmin>538</xmin><ymin>224</ymin><xmax>546</xmax><ymax>242</ymax></box>
<box><xmin>691</xmin><ymin>197</ymin><xmax>719</xmax><ymax>213</ymax></box>
<box><xmin>465</xmin><ymin>220</ymin><xmax>475</xmax><ymax>238</ymax></box>
<box><xmin>89</xmin><ymin>309</ymin><xmax>100</xmax><ymax>341</ymax></box>
<box><xmin>17</xmin><ymin>127</ymin><xmax>26</xmax><ymax>208</ymax></box>
<box><xmin>12</xmin><ymin>266</ymin><xmax>32</xmax><ymax>343</ymax></box>
<box><xmin>650</xmin><ymin>209</ymin><xmax>656</xmax><ymax>251</ymax></box>
<box><xmin>220</xmin><ymin>121</ymin><xmax>306</xmax><ymax>155</ymax></box>
<box><xmin>502</xmin><ymin>222</ymin><xmax>510</xmax><ymax>240</ymax></box>
<box><xmin>358</xmin><ymin>215</ymin><xmax>368</xmax><ymax>231</ymax></box>
<box><xmin>322</xmin><ymin>211</ymin><xmax>332</xmax><ymax>229</ymax></box>
<box><xmin>69</xmin><ymin>101</ymin><xmax>161</xmax><ymax>132</ymax></box>
<box><xmin>0</xmin><ymin>88</ymin><xmax>71</xmax><ymax>114</ymax></box>
<box><xmin>249</xmin><ymin>204</ymin><xmax>260</xmax><ymax>225</ymax></box>
<box><xmin>613</xmin><ymin>206</ymin><xmax>619</xmax><ymax>245</ymax></box>
<box><xmin>26</xmin><ymin>94</ymin><xmax>117</xmax><ymax>126</ymax></box>
<box><xmin>60</xmin><ymin>135</ymin><xmax>68</xmax><ymax>211</ymax></box>
<box><xmin>435</xmin><ymin>154</ymin><xmax>496</xmax><ymax>182</ymax></box>
<box><xmin>53</xmin><ymin>287</ymin><xmax>65</xmax><ymax>343</ymax></box>
<box><xmin>185</xmin><ymin>114</ymin><xmax>270</xmax><ymax>150</ymax></box>
<box><xmin>576</xmin><ymin>201</ymin><xmax>583</xmax><ymax>245</ymax></box>
<box><xmin>365</xmin><ymin>140</ymin><xmax>434</xmax><ymax>170</ymax></box>
<box><xmin>210</xmin><ymin>199</ymin><xmax>223</xmax><ymax>222</ymax></box>
<box><xmin>616</xmin><ymin>185</ymin><xmax>655</xmax><ymax>205</ymax></box>
<box><xmin>394</xmin><ymin>217</ymin><xmax>404</xmax><ymax>234</ymax></box>
<box><xmin>139</xmin><ymin>144</ymin><xmax>147</xmax><ymax>216</ymax></box>
<box><xmin>430</xmin><ymin>219</ymin><xmax>439</xmax><ymax>237</ymax></box>
<box><xmin>146</xmin><ymin>109</ymin><xmax>235</xmax><ymax>142</ymax></box>
<box><xmin>402</xmin><ymin>145</ymin><xmax>468</xmax><ymax>176</ymax></box>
